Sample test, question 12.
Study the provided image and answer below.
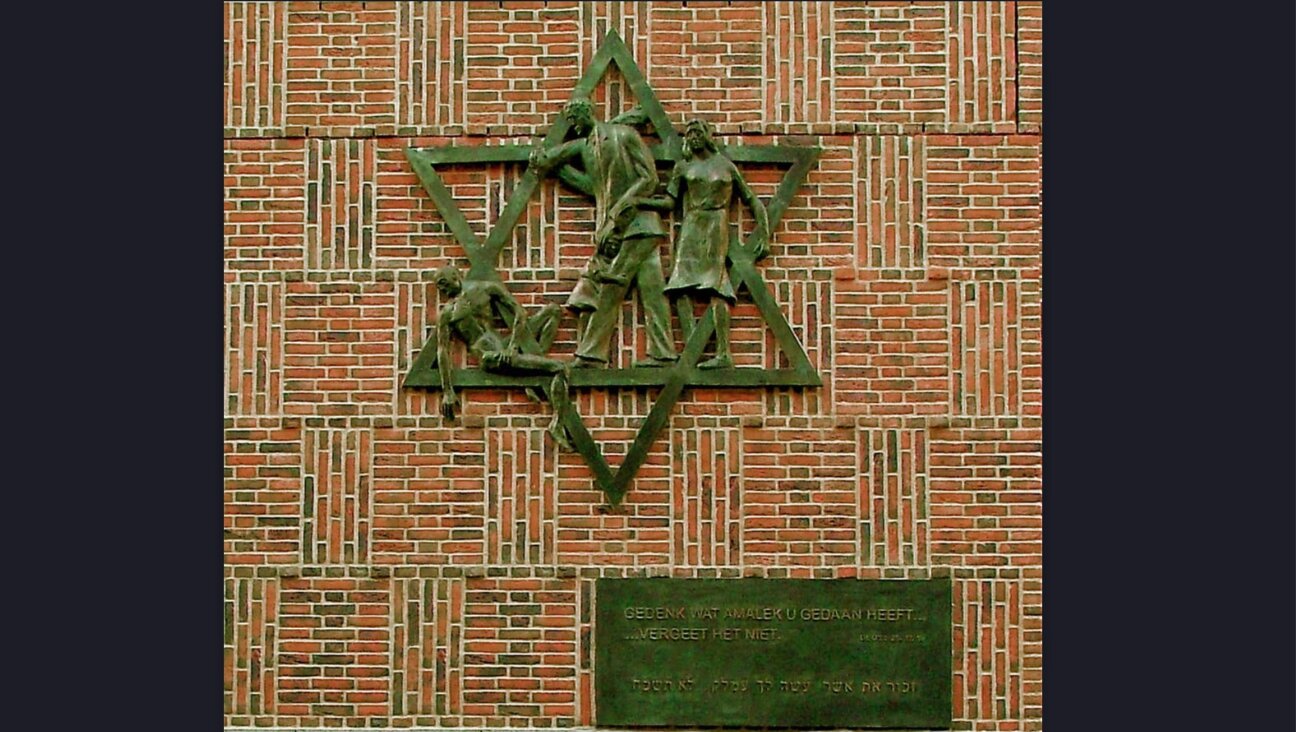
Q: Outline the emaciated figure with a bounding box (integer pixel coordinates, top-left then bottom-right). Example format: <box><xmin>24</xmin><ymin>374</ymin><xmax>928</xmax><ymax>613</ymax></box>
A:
<box><xmin>429</xmin><ymin>266</ymin><xmax>572</xmax><ymax>448</ymax></box>
<box><xmin>528</xmin><ymin>98</ymin><xmax>679</xmax><ymax>368</ymax></box>
<box><xmin>660</xmin><ymin>118</ymin><xmax>769</xmax><ymax>369</ymax></box>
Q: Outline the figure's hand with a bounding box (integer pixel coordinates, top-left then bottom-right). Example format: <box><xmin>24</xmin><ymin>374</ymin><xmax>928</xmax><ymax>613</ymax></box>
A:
<box><xmin>596</xmin><ymin>224</ymin><xmax>622</xmax><ymax>258</ymax></box>
<box><xmin>612</xmin><ymin>201</ymin><xmax>637</xmax><ymax>231</ymax></box>
<box><xmin>751</xmin><ymin>222</ymin><xmax>771</xmax><ymax>260</ymax></box>
<box><xmin>440</xmin><ymin>391</ymin><xmax>459</xmax><ymax>420</ymax></box>
<box><xmin>528</xmin><ymin>145</ymin><xmax>552</xmax><ymax>175</ymax></box>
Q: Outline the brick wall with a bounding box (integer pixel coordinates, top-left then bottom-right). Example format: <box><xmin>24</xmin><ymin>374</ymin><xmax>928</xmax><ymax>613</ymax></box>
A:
<box><xmin>225</xmin><ymin>2</ymin><xmax>1042</xmax><ymax>729</ymax></box>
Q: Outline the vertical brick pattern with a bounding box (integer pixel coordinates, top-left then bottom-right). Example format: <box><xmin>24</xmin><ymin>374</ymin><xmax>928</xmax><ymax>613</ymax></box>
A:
<box><xmin>225</xmin><ymin>1</ymin><xmax>287</xmax><ymax>132</ymax></box>
<box><xmin>283</xmin><ymin>280</ymin><xmax>397</xmax><ymax>414</ymax></box>
<box><xmin>580</xmin><ymin>1</ymin><xmax>650</xmax><ymax>71</ymax></box>
<box><xmin>945</xmin><ymin>2</ymin><xmax>1017</xmax><ymax>128</ymax></box>
<box><xmin>576</xmin><ymin>577</ymin><xmax>595</xmax><ymax>726</ymax></box>
<box><xmin>462</xmin><ymin>577</ymin><xmax>578</xmax><ymax>725</ymax></box>
<box><xmin>763</xmin><ymin>279</ymin><xmax>834</xmax><ymax>415</ymax></box>
<box><xmin>224</xmin><ymin>575</ymin><xmax>279</xmax><ymax>720</ymax></box>
<box><xmin>856</xmin><ymin>135</ymin><xmax>927</xmax><ymax>269</ymax></box>
<box><xmin>858</xmin><ymin>427</ymin><xmax>929</xmax><ymax>567</ymax></box>
<box><xmin>393</xmin><ymin>280</ymin><xmax>439</xmax><ymax>415</ymax></box>
<box><xmin>1016</xmin><ymin>2</ymin><xmax>1042</xmax><ymax>130</ymax></box>
<box><xmin>926</xmin><ymin>135</ymin><xmax>1041</xmax><ymax>270</ymax></box>
<box><xmin>579</xmin><ymin>1</ymin><xmax>650</xmax><ymax>122</ymax></box>
<box><xmin>570</xmin><ymin>356</ymin><xmax>654</xmax><ymax>413</ymax></box>
<box><xmin>670</xmin><ymin>422</ymin><xmax>742</xmax><ymax>567</ymax></box>
<box><xmin>285</xmin><ymin>2</ymin><xmax>398</xmax><ymax>133</ymax></box>
<box><xmin>649</xmin><ymin>1</ymin><xmax>763</xmax><ymax>128</ymax></box>
<box><xmin>301</xmin><ymin>427</ymin><xmax>373</xmax><ymax>565</ymax></box>
<box><xmin>225</xmin><ymin>281</ymin><xmax>285</xmax><ymax>415</ymax></box>
<box><xmin>390</xmin><ymin>577</ymin><xmax>465</xmax><ymax>719</ymax></box>
<box><xmin>833</xmin><ymin>2</ymin><xmax>946</xmax><ymax>127</ymax></box>
<box><xmin>372</xmin><ymin>424</ymin><xmax>487</xmax><ymax>566</ymax></box>
<box><xmin>277</xmin><ymin>576</ymin><xmax>391</xmax><ymax>721</ymax></box>
<box><xmin>949</xmin><ymin>279</ymin><xmax>1022</xmax><ymax>416</ymax></box>
<box><xmin>224</xmin><ymin>139</ymin><xmax>306</xmax><ymax>271</ymax></box>
<box><xmin>742</xmin><ymin>419</ymin><xmax>857</xmax><ymax>569</ymax></box>
<box><xmin>396</xmin><ymin>1</ymin><xmax>467</xmax><ymax>130</ymax></box>
<box><xmin>489</xmin><ymin>161</ymin><xmax>560</xmax><ymax>274</ymax></box>
<box><xmin>487</xmin><ymin>423</ymin><xmax>558</xmax><ymax>565</ymax></box>
<box><xmin>306</xmin><ymin>138</ymin><xmax>377</xmax><ymax>271</ymax></box>
<box><xmin>763</xmin><ymin>1</ymin><xmax>835</xmax><ymax>126</ymax></box>
<box><xmin>953</xmin><ymin>578</ymin><xmax>1024</xmax><ymax>724</ymax></box>
<box><xmin>225</xmin><ymin>418</ymin><xmax>301</xmax><ymax>564</ymax></box>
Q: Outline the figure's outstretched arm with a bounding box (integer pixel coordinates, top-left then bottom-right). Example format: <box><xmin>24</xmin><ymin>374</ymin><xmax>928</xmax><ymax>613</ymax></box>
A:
<box><xmin>732</xmin><ymin>161</ymin><xmax>771</xmax><ymax>260</ymax></box>
<box><xmin>531</xmin><ymin>139</ymin><xmax>594</xmax><ymax>197</ymax></box>
<box><xmin>436</xmin><ymin>310</ymin><xmax>458</xmax><ymax>419</ymax></box>
<box><xmin>609</xmin><ymin>105</ymin><xmax>650</xmax><ymax>128</ymax></box>
<box><xmin>555</xmin><ymin>165</ymin><xmax>595</xmax><ymax>197</ymax></box>
<box><xmin>638</xmin><ymin>160</ymin><xmax>683</xmax><ymax>212</ymax></box>
<box><xmin>530</xmin><ymin>139</ymin><xmax>583</xmax><ymax>175</ymax></box>
<box><xmin>423</xmin><ymin>326</ymin><xmax>439</xmax><ymax>369</ymax></box>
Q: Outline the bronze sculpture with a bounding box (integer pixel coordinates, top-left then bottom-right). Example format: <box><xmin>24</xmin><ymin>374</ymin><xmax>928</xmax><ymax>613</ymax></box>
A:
<box><xmin>528</xmin><ymin>98</ymin><xmax>679</xmax><ymax>369</ymax></box>
<box><xmin>428</xmin><ymin>266</ymin><xmax>572</xmax><ymax>448</ymax></box>
<box><xmin>402</xmin><ymin>29</ymin><xmax>823</xmax><ymax>505</ymax></box>
<box><xmin>660</xmin><ymin>118</ymin><xmax>770</xmax><ymax>369</ymax></box>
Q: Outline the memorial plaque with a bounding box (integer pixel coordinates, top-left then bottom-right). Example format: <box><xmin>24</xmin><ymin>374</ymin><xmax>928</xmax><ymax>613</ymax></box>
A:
<box><xmin>595</xmin><ymin>578</ymin><xmax>952</xmax><ymax>729</ymax></box>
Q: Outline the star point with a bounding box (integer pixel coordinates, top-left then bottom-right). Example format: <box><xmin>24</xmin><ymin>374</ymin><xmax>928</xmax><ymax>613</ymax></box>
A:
<box><xmin>402</xmin><ymin>30</ymin><xmax>822</xmax><ymax>506</ymax></box>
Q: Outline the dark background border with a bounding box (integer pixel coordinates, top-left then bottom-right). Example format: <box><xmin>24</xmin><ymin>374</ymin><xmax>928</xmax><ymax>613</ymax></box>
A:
<box><xmin>18</xmin><ymin>3</ymin><xmax>1293</xmax><ymax>729</ymax></box>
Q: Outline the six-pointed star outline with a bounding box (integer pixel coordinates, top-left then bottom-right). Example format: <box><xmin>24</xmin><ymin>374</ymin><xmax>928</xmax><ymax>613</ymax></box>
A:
<box><xmin>402</xmin><ymin>30</ymin><xmax>821</xmax><ymax>506</ymax></box>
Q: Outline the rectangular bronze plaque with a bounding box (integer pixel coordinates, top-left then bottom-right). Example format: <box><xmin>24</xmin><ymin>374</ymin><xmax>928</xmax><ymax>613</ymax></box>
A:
<box><xmin>595</xmin><ymin>578</ymin><xmax>951</xmax><ymax>729</ymax></box>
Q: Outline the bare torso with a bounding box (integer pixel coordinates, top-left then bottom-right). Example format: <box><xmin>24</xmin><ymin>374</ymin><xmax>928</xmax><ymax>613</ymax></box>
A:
<box><xmin>442</xmin><ymin>283</ymin><xmax>506</xmax><ymax>356</ymax></box>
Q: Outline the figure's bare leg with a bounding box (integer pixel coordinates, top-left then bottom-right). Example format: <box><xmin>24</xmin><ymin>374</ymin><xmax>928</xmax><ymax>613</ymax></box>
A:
<box><xmin>545</xmin><ymin>372</ymin><xmax>574</xmax><ymax>451</ymax></box>
<box><xmin>713</xmin><ymin>301</ymin><xmax>731</xmax><ymax>359</ymax></box>
<box><xmin>530</xmin><ymin>303</ymin><xmax>561</xmax><ymax>354</ymax></box>
<box><xmin>503</xmin><ymin>353</ymin><xmax>567</xmax><ymax>374</ymax></box>
<box><xmin>698</xmin><ymin>297</ymin><xmax>734</xmax><ymax>370</ymax></box>
<box><xmin>675</xmin><ymin>293</ymin><xmax>696</xmax><ymax>341</ymax></box>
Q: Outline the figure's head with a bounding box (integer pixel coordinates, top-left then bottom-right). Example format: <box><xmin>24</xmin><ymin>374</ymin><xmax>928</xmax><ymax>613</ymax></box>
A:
<box><xmin>563</xmin><ymin>98</ymin><xmax>596</xmax><ymax>136</ymax></box>
<box><xmin>433</xmin><ymin>266</ymin><xmax>463</xmax><ymax>298</ymax></box>
<box><xmin>683</xmin><ymin>118</ymin><xmax>718</xmax><ymax>158</ymax></box>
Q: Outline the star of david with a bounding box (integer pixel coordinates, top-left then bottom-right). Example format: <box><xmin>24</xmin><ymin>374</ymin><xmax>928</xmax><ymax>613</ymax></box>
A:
<box><xmin>402</xmin><ymin>31</ymin><xmax>821</xmax><ymax>506</ymax></box>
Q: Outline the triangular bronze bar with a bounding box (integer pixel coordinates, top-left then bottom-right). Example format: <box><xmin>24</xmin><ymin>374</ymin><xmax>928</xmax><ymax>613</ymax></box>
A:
<box><xmin>401</xmin><ymin>31</ymin><xmax>824</xmax><ymax>506</ymax></box>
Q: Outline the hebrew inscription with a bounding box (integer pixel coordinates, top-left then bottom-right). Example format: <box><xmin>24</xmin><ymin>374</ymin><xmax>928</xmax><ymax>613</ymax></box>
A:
<box><xmin>595</xmin><ymin>578</ymin><xmax>952</xmax><ymax>729</ymax></box>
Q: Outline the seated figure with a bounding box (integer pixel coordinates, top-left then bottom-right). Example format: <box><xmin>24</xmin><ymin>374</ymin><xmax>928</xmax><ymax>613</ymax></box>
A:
<box><xmin>428</xmin><ymin>266</ymin><xmax>572</xmax><ymax>449</ymax></box>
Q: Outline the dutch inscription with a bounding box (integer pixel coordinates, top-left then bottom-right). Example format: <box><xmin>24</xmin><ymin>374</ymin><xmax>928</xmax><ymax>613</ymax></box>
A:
<box><xmin>596</xmin><ymin>578</ymin><xmax>952</xmax><ymax>729</ymax></box>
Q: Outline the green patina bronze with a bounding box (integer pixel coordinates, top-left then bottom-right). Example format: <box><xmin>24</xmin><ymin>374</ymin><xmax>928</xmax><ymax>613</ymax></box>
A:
<box><xmin>424</xmin><ymin>265</ymin><xmax>574</xmax><ymax>450</ymax></box>
<box><xmin>402</xmin><ymin>30</ymin><xmax>822</xmax><ymax>507</ymax></box>
<box><xmin>595</xmin><ymin>578</ymin><xmax>953</xmax><ymax>729</ymax></box>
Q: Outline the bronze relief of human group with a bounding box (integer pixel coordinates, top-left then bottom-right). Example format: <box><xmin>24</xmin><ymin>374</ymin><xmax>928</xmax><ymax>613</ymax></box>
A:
<box><xmin>429</xmin><ymin>98</ymin><xmax>771</xmax><ymax>446</ymax></box>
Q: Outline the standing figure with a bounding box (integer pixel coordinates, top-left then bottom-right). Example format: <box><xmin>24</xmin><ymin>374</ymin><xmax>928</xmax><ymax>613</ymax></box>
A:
<box><xmin>661</xmin><ymin>118</ymin><xmax>770</xmax><ymax>369</ymax></box>
<box><xmin>429</xmin><ymin>266</ymin><xmax>572</xmax><ymax>449</ymax></box>
<box><xmin>528</xmin><ymin>98</ymin><xmax>679</xmax><ymax>368</ymax></box>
